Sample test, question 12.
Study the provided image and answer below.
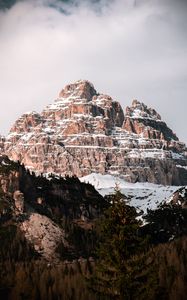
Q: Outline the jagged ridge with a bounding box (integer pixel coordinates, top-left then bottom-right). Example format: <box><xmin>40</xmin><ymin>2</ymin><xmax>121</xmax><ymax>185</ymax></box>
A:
<box><xmin>1</xmin><ymin>80</ymin><xmax>187</xmax><ymax>185</ymax></box>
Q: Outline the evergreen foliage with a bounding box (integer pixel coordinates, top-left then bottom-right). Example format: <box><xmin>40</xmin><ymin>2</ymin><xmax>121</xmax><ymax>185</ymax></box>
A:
<box><xmin>142</xmin><ymin>203</ymin><xmax>187</xmax><ymax>244</ymax></box>
<box><xmin>0</xmin><ymin>157</ymin><xmax>187</xmax><ymax>299</ymax></box>
<box><xmin>90</xmin><ymin>187</ymin><xmax>157</xmax><ymax>300</ymax></box>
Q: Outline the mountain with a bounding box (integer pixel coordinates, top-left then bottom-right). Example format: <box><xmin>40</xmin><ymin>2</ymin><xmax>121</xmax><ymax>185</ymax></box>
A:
<box><xmin>0</xmin><ymin>155</ymin><xmax>107</xmax><ymax>261</ymax></box>
<box><xmin>1</xmin><ymin>80</ymin><xmax>187</xmax><ymax>185</ymax></box>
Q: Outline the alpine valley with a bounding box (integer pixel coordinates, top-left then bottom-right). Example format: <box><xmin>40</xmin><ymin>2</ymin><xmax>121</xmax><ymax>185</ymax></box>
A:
<box><xmin>0</xmin><ymin>80</ymin><xmax>187</xmax><ymax>300</ymax></box>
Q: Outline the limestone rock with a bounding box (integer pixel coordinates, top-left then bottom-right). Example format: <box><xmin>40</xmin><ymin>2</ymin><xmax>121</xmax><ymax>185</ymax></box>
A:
<box><xmin>20</xmin><ymin>212</ymin><xmax>67</xmax><ymax>261</ymax></box>
<box><xmin>169</xmin><ymin>187</ymin><xmax>187</xmax><ymax>208</ymax></box>
<box><xmin>13</xmin><ymin>190</ymin><xmax>24</xmax><ymax>214</ymax></box>
<box><xmin>1</xmin><ymin>80</ymin><xmax>187</xmax><ymax>185</ymax></box>
<box><xmin>123</xmin><ymin>100</ymin><xmax>178</xmax><ymax>141</ymax></box>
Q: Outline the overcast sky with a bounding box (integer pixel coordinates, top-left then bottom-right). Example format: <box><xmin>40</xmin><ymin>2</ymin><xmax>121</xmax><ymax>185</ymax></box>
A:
<box><xmin>0</xmin><ymin>0</ymin><xmax>187</xmax><ymax>142</ymax></box>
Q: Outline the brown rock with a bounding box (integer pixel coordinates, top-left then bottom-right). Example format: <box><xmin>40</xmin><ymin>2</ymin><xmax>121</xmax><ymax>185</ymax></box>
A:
<box><xmin>1</xmin><ymin>81</ymin><xmax>187</xmax><ymax>185</ymax></box>
<box><xmin>123</xmin><ymin>100</ymin><xmax>178</xmax><ymax>142</ymax></box>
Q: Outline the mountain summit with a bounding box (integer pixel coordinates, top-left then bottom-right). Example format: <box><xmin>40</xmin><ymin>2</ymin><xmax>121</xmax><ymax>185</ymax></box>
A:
<box><xmin>123</xmin><ymin>99</ymin><xmax>178</xmax><ymax>141</ymax></box>
<box><xmin>2</xmin><ymin>80</ymin><xmax>187</xmax><ymax>185</ymax></box>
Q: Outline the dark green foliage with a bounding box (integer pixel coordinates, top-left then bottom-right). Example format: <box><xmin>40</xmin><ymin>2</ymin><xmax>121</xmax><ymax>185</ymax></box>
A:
<box><xmin>0</xmin><ymin>223</ymin><xmax>38</xmax><ymax>262</ymax></box>
<box><xmin>0</xmin><ymin>196</ymin><xmax>12</xmax><ymax>223</ymax></box>
<box><xmin>153</xmin><ymin>236</ymin><xmax>187</xmax><ymax>300</ymax></box>
<box><xmin>0</xmin><ymin>259</ymin><xmax>97</xmax><ymax>300</ymax></box>
<box><xmin>89</xmin><ymin>188</ymin><xmax>157</xmax><ymax>300</ymax></box>
<box><xmin>64</xmin><ymin>223</ymin><xmax>98</xmax><ymax>258</ymax></box>
<box><xmin>18</xmin><ymin>164</ymin><xmax>106</xmax><ymax>222</ymax></box>
<box><xmin>0</xmin><ymin>156</ymin><xmax>108</xmax><ymax>260</ymax></box>
<box><xmin>142</xmin><ymin>203</ymin><xmax>187</xmax><ymax>244</ymax></box>
<box><xmin>0</xmin><ymin>156</ymin><xmax>19</xmax><ymax>175</ymax></box>
<box><xmin>0</xmin><ymin>156</ymin><xmax>187</xmax><ymax>299</ymax></box>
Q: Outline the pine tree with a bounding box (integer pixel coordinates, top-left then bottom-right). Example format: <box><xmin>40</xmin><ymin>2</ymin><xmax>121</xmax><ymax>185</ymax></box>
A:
<box><xmin>90</xmin><ymin>186</ymin><xmax>157</xmax><ymax>300</ymax></box>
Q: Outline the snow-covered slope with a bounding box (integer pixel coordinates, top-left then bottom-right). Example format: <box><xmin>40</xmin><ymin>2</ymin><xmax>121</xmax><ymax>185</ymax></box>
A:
<box><xmin>80</xmin><ymin>173</ymin><xmax>180</xmax><ymax>213</ymax></box>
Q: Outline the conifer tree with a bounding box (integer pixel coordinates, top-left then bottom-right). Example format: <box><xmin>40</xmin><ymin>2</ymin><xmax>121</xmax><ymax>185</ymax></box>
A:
<box><xmin>90</xmin><ymin>186</ymin><xmax>157</xmax><ymax>300</ymax></box>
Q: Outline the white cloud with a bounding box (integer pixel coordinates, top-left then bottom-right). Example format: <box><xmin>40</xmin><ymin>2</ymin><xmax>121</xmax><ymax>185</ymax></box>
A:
<box><xmin>0</xmin><ymin>0</ymin><xmax>187</xmax><ymax>143</ymax></box>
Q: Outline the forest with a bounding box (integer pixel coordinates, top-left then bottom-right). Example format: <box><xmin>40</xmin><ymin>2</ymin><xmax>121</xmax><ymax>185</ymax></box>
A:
<box><xmin>0</xmin><ymin>157</ymin><xmax>187</xmax><ymax>299</ymax></box>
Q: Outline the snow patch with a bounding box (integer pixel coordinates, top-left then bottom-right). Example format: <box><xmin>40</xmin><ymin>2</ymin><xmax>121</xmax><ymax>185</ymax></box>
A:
<box><xmin>80</xmin><ymin>173</ymin><xmax>179</xmax><ymax>214</ymax></box>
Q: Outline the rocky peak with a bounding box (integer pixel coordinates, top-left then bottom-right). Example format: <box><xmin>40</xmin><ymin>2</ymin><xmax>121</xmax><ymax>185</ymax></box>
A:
<box><xmin>58</xmin><ymin>79</ymin><xmax>97</xmax><ymax>101</ymax></box>
<box><xmin>38</xmin><ymin>80</ymin><xmax>124</xmax><ymax>134</ymax></box>
<box><xmin>2</xmin><ymin>80</ymin><xmax>187</xmax><ymax>185</ymax></box>
<box><xmin>10</xmin><ymin>111</ymin><xmax>42</xmax><ymax>134</ymax></box>
<box><xmin>123</xmin><ymin>100</ymin><xmax>178</xmax><ymax>141</ymax></box>
<box><xmin>127</xmin><ymin>100</ymin><xmax>161</xmax><ymax>121</ymax></box>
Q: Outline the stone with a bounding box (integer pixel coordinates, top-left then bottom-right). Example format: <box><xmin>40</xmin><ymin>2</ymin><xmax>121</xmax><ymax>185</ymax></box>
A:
<box><xmin>169</xmin><ymin>187</ymin><xmax>187</xmax><ymax>208</ymax></box>
<box><xmin>1</xmin><ymin>80</ymin><xmax>187</xmax><ymax>185</ymax></box>
<box><xmin>13</xmin><ymin>190</ymin><xmax>24</xmax><ymax>214</ymax></box>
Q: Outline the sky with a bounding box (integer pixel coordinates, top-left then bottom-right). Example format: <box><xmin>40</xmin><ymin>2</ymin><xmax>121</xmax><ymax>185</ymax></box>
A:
<box><xmin>0</xmin><ymin>0</ymin><xmax>187</xmax><ymax>143</ymax></box>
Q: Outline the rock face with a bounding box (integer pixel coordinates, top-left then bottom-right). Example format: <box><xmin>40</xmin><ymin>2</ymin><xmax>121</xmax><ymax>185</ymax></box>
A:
<box><xmin>169</xmin><ymin>187</ymin><xmax>187</xmax><ymax>208</ymax></box>
<box><xmin>20</xmin><ymin>212</ymin><xmax>67</xmax><ymax>261</ymax></box>
<box><xmin>123</xmin><ymin>100</ymin><xmax>178</xmax><ymax>141</ymax></box>
<box><xmin>13</xmin><ymin>190</ymin><xmax>24</xmax><ymax>214</ymax></box>
<box><xmin>2</xmin><ymin>80</ymin><xmax>187</xmax><ymax>185</ymax></box>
